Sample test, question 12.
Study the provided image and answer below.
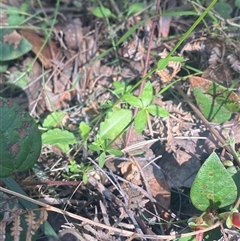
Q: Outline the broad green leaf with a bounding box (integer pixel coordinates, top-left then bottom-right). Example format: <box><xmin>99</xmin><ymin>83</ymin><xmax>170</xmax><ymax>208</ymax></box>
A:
<box><xmin>214</xmin><ymin>1</ymin><xmax>232</xmax><ymax>18</ymax></box>
<box><xmin>98</xmin><ymin>152</ymin><xmax>106</xmax><ymax>168</ymax></box>
<box><xmin>99</xmin><ymin>109</ymin><xmax>132</xmax><ymax>139</ymax></box>
<box><xmin>190</xmin><ymin>76</ymin><xmax>239</xmax><ymax>122</ymax></box>
<box><xmin>236</xmin><ymin>0</ymin><xmax>240</xmax><ymax>8</ymax></box>
<box><xmin>20</xmin><ymin>2</ymin><xmax>30</xmax><ymax>12</ymax></box>
<box><xmin>134</xmin><ymin>109</ymin><xmax>147</xmax><ymax>133</ymax></box>
<box><xmin>232</xmin><ymin>170</ymin><xmax>240</xmax><ymax>198</ymax></box>
<box><xmin>192</xmin><ymin>86</ymin><xmax>232</xmax><ymax>123</ymax></box>
<box><xmin>107</xmin><ymin>149</ymin><xmax>123</xmax><ymax>156</ymax></box>
<box><xmin>79</xmin><ymin>121</ymin><xmax>91</xmax><ymax>141</ymax></box>
<box><xmin>123</xmin><ymin>93</ymin><xmax>142</xmax><ymax>108</ymax></box>
<box><xmin>7</xmin><ymin>71</ymin><xmax>28</xmax><ymax>89</ymax></box>
<box><xmin>141</xmin><ymin>81</ymin><xmax>153</xmax><ymax>107</ymax></box>
<box><xmin>127</xmin><ymin>3</ymin><xmax>144</xmax><ymax>15</ymax></box>
<box><xmin>8</xmin><ymin>15</ymin><xmax>25</xmax><ymax>25</ymax></box>
<box><xmin>0</xmin><ymin>97</ymin><xmax>41</xmax><ymax>177</ymax></box>
<box><xmin>207</xmin><ymin>83</ymin><xmax>240</xmax><ymax>112</ymax></box>
<box><xmin>113</xmin><ymin>81</ymin><xmax>130</xmax><ymax>96</ymax></box>
<box><xmin>157</xmin><ymin>58</ymin><xmax>169</xmax><ymax>70</ymax></box>
<box><xmin>190</xmin><ymin>152</ymin><xmax>237</xmax><ymax>212</ymax></box>
<box><xmin>0</xmin><ymin>29</ymin><xmax>32</xmax><ymax>61</ymax></box>
<box><xmin>146</xmin><ymin>104</ymin><xmax>169</xmax><ymax>117</ymax></box>
<box><xmin>42</xmin><ymin>112</ymin><xmax>65</xmax><ymax>128</ymax></box>
<box><xmin>0</xmin><ymin>62</ymin><xmax>8</xmax><ymax>73</ymax></box>
<box><xmin>42</xmin><ymin>129</ymin><xmax>77</xmax><ymax>153</ymax></box>
<box><xmin>92</xmin><ymin>6</ymin><xmax>112</xmax><ymax>18</ymax></box>
<box><xmin>88</xmin><ymin>144</ymin><xmax>102</xmax><ymax>151</ymax></box>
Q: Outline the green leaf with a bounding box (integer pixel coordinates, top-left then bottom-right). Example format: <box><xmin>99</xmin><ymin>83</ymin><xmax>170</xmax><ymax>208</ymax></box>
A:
<box><xmin>123</xmin><ymin>93</ymin><xmax>142</xmax><ymax>108</ymax></box>
<box><xmin>146</xmin><ymin>104</ymin><xmax>169</xmax><ymax>117</ymax></box>
<box><xmin>107</xmin><ymin>149</ymin><xmax>123</xmax><ymax>156</ymax></box>
<box><xmin>42</xmin><ymin>111</ymin><xmax>65</xmax><ymax>128</ymax></box>
<box><xmin>42</xmin><ymin>129</ymin><xmax>77</xmax><ymax>153</ymax></box>
<box><xmin>206</xmin><ymin>83</ymin><xmax>240</xmax><ymax>112</ymax></box>
<box><xmin>79</xmin><ymin>121</ymin><xmax>91</xmax><ymax>141</ymax></box>
<box><xmin>82</xmin><ymin>172</ymin><xmax>88</xmax><ymax>184</ymax></box>
<box><xmin>134</xmin><ymin>109</ymin><xmax>147</xmax><ymax>133</ymax></box>
<box><xmin>7</xmin><ymin>71</ymin><xmax>28</xmax><ymax>89</ymax></box>
<box><xmin>214</xmin><ymin>1</ymin><xmax>232</xmax><ymax>18</ymax></box>
<box><xmin>190</xmin><ymin>152</ymin><xmax>237</xmax><ymax>212</ymax></box>
<box><xmin>99</xmin><ymin>109</ymin><xmax>132</xmax><ymax>139</ymax></box>
<box><xmin>92</xmin><ymin>6</ymin><xmax>112</xmax><ymax>18</ymax></box>
<box><xmin>141</xmin><ymin>81</ymin><xmax>153</xmax><ymax>107</ymax></box>
<box><xmin>6</xmin><ymin>6</ymin><xmax>20</xmax><ymax>15</ymax></box>
<box><xmin>88</xmin><ymin>144</ymin><xmax>102</xmax><ymax>151</ymax></box>
<box><xmin>8</xmin><ymin>14</ymin><xmax>25</xmax><ymax>25</ymax></box>
<box><xmin>0</xmin><ymin>97</ymin><xmax>42</xmax><ymax>177</ymax></box>
<box><xmin>192</xmin><ymin>86</ymin><xmax>232</xmax><ymax>123</ymax></box>
<box><xmin>169</xmin><ymin>56</ymin><xmax>185</xmax><ymax>62</ymax></box>
<box><xmin>177</xmin><ymin>236</ymin><xmax>195</xmax><ymax>241</ymax></box>
<box><xmin>112</xmin><ymin>81</ymin><xmax>130</xmax><ymax>96</ymax></box>
<box><xmin>127</xmin><ymin>3</ymin><xmax>145</xmax><ymax>15</ymax></box>
<box><xmin>236</xmin><ymin>0</ymin><xmax>240</xmax><ymax>8</ymax></box>
<box><xmin>69</xmin><ymin>160</ymin><xmax>80</xmax><ymax>173</ymax></box>
<box><xmin>0</xmin><ymin>29</ymin><xmax>32</xmax><ymax>61</ymax></box>
<box><xmin>98</xmin><ymin>152</ymin><xmax>106</xmax><ymax>168</ymax></box>
<box><xmin>157</xmin><ymin>58</ymin><xmax>169</xmax><ymax>70</ymax></box>
<box><xmin>0</xmin><ymin>62</ymin><xmax>9</xmax><ymax>73</ymax></box>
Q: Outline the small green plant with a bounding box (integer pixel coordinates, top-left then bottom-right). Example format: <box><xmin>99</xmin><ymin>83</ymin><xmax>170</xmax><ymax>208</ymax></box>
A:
<box><xmin>63</xmin><ymin>160</ymin><xmax>92</xmax><ymax>184</ymax></box>
<box><xmin>186</xmin><ymin>152</ymin><xmax>239</xmax><ymax>240</ymax></box>
<box><xmin>123</xmin><ymin>81</ymin><xmax>169</xmax><ymax>133</ymax></box>
<box><xmin>41</xmin><ymin>111</ymin><xmax>78</xmax><ymax>153</ymax></box>
<box><xmin>89</xmin><ymin>108</ymin><xmax>132</xmax><ymax>167</ymax></box>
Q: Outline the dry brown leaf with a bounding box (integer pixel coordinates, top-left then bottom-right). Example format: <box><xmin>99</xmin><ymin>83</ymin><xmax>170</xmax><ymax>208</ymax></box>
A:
<box><xmin>180</xmin><ymin>37</ymin><xmax>206</xmax><ymax>54</ymax></box>
<box><xmin>3</xmin><ymin>30</ymin><xmax>22</xmax><ymax>49</ymax></box>
<box><xmin>118</xmin><ymin>160</ymin><xmax>141</xmax><ymax>185</ymax></box>
<box><xmin>19</xmin><ymin>29</ymin><xmax>58</xmax><ymax>69</ymax></box>
<box><xmin>148</xmin><ymin>177</ymin><xmax>171</xmax><ymax>219</ymax></box>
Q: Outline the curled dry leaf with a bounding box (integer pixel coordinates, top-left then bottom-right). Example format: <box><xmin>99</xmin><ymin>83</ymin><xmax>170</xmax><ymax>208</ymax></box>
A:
<box><xmin>118</xmin><ymin>160</ymin><xmax>141</xmax><ymax>185</ymax></box>
<box><xmin>19</xmin><ymin>29</ymin><xmax>58</xmax><ymax>69</ymax></box>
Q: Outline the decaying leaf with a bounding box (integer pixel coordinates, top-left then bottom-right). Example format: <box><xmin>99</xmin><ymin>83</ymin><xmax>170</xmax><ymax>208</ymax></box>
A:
<box><xmin>19</xmin><ymin>29</ymin><xmax>58</xmax><ymax>69</ymax></box>
<box><xmin>25</xmin><ymin>209</ymin><xmax>48</xmax><ymax>240</ymax></box>
<box><xmin>180</xmin><ymin>37</ymin><xmax>206</xmax><ymax>54</ymax></box>
<box><xmin>209</xmin><ymin>47</ymin><xmax>222</xmax><ymax>66</ymax></box>
<box><xmin>120</xmin><ymin>36</ymin><xmax>145</xmax><ymax>61</ymax></box>
<box><xmin>118</xmin><ymin>159</ymin><xmax>141</xmax><ymax>185</ymax></box>
<box><xmin>10</xmin><ymin>214</ymin><xmax>23</xmax><ymax>241</ymax></box>
<box><xmin>227</xmin><ymin>54</ymin><xmax>240</xmax><ymax>73</ymax></box>
<box><xmin>3</xmin><ymin>30</ymin><xmax>22</xmax><ymax>49</ymax></box>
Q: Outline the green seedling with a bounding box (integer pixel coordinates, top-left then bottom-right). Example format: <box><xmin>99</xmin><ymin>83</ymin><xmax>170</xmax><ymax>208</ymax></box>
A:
<box><xmin>123</xmin><ymin>81</ymin><xmax>169</xmax><ymax>133</ymax></box>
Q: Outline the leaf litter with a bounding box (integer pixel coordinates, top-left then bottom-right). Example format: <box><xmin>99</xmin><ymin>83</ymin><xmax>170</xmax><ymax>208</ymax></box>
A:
<box><xmin>1</xmin><ymin>0</ymin><xmax>240</xmax><ymax>241</ymax></box>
